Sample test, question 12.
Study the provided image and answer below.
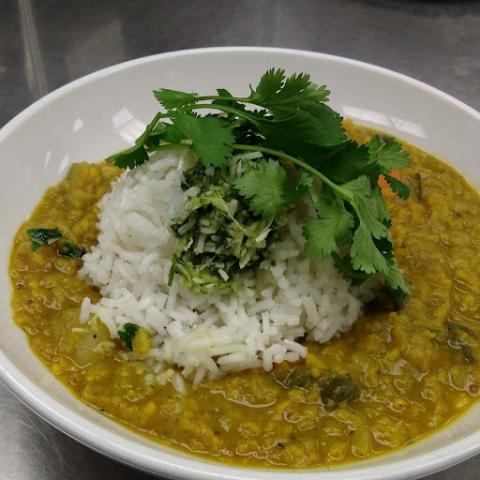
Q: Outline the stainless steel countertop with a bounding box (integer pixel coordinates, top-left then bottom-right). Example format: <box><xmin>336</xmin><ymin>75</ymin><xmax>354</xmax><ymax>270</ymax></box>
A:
<box><xmin>1</xmin><ymin>1</ymin><xmax>480</xmax><ymax>478</ymax></box>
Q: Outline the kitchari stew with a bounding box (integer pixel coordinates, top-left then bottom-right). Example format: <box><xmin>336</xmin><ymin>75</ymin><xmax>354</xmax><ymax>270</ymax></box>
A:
<box><xmin>9</xmin><ymin>70</ymin><xmax>480</xmax><ymax>468</ymax></box>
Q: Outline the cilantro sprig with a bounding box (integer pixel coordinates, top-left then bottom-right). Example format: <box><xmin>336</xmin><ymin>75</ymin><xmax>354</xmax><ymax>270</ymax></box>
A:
<box><xmin>107</xmin><ymin>68</ymin><xmax>412</xmax><ymax>308</ymax></box>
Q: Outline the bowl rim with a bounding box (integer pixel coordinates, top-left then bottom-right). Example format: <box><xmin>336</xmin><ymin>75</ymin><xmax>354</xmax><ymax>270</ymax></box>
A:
<box><xmin>1</xmin><ymin>46</ymin><xmax>480</xmax><ymax>480</ymax></box>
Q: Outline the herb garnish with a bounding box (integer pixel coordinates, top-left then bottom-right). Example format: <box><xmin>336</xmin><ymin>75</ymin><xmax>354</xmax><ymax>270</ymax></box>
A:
<box><xmin>169</xmin><ymin>161</ymin><xmax>284</xmax><ymax>293</ymax></box>
<box><xmin>107</xmin><ymin>68</ymin><xmax>412</xmax><ymax>306</ymax></box>
<box><xmin>275</xmin><ymin>366</ymin><xmax>315</xmax><ymax>390</ymax></box>
<box><xmin>273</xmin><ymin>367</ymin><xmax>359</xmax><ymax>409</ymax></box>
<box><xmin>118</xmin><ymin>323</ymin><xmax>139</xmax><ymax>350</ymax></box>
<box><xmin>27</xmin><ymin>227</ymin><xmax>85</xmax><ymax>258</ymax></box>
<box><xmin>27</xmin><ymin>228</ymin><xmax>62</xmax><ymax>250</ymax></box>
<box><xmin>57</xmin><ymin>240</ymin><xmax>86</xmax><ymax>258</ymax></box>
<box><xmin>321</xmin><ymin>374</ymin><xmax>359</xmax><ymax>410</ymax></box>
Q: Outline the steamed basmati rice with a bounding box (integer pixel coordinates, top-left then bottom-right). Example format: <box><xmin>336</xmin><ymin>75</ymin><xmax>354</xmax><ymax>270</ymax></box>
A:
<box><xmin>79</xmin><ymin>151</ymin><xmax>370</xmax><ymax>384</ymax></box>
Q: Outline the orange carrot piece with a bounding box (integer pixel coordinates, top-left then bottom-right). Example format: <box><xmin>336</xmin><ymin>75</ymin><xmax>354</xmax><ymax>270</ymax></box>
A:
<box><xmin>378</xmin><ymin>170</ymin><xmax>400</xmax><ymax>193</ymax></box>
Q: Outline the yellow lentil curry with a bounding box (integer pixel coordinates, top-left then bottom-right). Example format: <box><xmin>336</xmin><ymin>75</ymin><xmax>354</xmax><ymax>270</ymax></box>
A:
<box><xmin>9</xmin><ymin>124</ymin><xmax>480</xmax><ymax>468</ymax></box>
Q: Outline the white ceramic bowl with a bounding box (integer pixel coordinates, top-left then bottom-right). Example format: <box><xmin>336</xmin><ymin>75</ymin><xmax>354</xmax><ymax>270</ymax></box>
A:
<box><xmin>1</xmin><ymin>47</ymin><xmax>480</xmax><ymax>480</ymax></box>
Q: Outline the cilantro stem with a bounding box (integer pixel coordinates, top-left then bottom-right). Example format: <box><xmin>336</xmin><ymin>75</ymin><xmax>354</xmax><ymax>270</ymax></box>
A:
<box><xmin>230</xmin><ymin>143</ymin><xmax>354</xmax><ymax>203</ymax></box>
<box><xmin>196</xmin><ymin>95</ymin><xmax>254</xmax><ymax>104</ymax></box>
<box><xmin>133</xmin><ymin>111</ymin><xmax>171</xmax><ymax>145</ymax></box>
<box><xmin>144</xmin><ymin>112</ymin><xmax>169</xmax><ymax>133</ymax></box>
<box><xmin>191</xmin><ymin>104</ymin><xmax>265</xmax><ymax>125</ymax></box>
<box><xmin>196</xmin><ymin>95</ymin><xmax>322</xmax><ymax>112</ymax></box>
<box><xmin>147</xmin><ymin>143</ymin><xmax>191</xmax><ymax>153</ymax></box>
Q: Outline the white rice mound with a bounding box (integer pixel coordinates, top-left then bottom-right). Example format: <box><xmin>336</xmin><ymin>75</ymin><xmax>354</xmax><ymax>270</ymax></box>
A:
<box><xmin>79</xmin><ymin>151</ymin><xmax>369</xmax><ymax>385</ymax></box>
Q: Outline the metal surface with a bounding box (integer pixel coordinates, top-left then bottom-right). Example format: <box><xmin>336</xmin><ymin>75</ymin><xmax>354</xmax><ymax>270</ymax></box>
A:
<box><xmin>1</xmin><ymin>0</ymin><xmax>480</xmax><ymax>478</ymax></box>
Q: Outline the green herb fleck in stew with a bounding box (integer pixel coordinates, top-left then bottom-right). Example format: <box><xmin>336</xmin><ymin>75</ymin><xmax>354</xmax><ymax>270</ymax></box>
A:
<box><xmin>27</xmin><ymin>227</ymin><xmax>85</xmax><ymax>258</ymax></box>
<box><xmin>118</xmin><ymin>322</ymin><xmax>140</xmax><ymax>351</ymax></box>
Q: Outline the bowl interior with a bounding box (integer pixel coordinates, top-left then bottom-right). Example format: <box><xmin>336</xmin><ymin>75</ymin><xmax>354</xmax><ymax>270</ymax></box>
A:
<box><xmin>1</xmin><ymin>47</ymin><xmax>480</xmax><ymax>480</ymax></box>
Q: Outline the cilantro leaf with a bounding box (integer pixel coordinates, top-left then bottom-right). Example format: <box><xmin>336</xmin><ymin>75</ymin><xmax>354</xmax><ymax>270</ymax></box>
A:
<box><xmin>27</xmin><ymin>228</ymin><xmax>62</xmax><ymax>250</ymax></box>
<box><xmin>160</xmin><ymin>123</ymin><xmax>185</xmax><ymax>144</ymax></box>
<box><xmin>215</xmin><ymin>88</ymin><xmax>247</xmax><ymax>111</ymax></box>
<box><xmin>298</xmin><ymin>171</ymin><xmax>314</xmax><ymax>189</ymax></box>
<box><xmin>249</xmin><ymin>68</ymin><xmax>285</xmax><ymax>104</ymax></box>
<box><xmin>234</xmin><ymin>160</ymin><xmax>310</xmax><ymax>217</ymax></box>
<box><xmin>173</xmin><ymin>112</ymin><xmax>234</xmax><ymax>167</ymax></box>
<box><xmin>384</xmin><ymin>174</ymin><xmax>411</xmax><ymax>200</ymax></box>
<box><xmin>368</xmin><ymin>136</ymin><xmax>410</xmax><ymax>173</ymax></box>
<box><xmin>144</xmin><ymin>122</ymin><xmax>187</xmax><ymax>148</ymax></box>
<box><xmin>332</xmin><ymin>252</ymin><xmax>370</xmax><ymax>285</ymax></box>
<box><xmin>107</xmin><ymin>143</ymin><xmax>148</xmax><ymax>169</ymax></box>
<box><xmin>353</xmin><ymin>194</ymin><xmax>389</xmax><ymax>240</ymax></box>
<box><xmin>234</xmin><ymin>159</ymin><xmax>290</xmax><ymax>217</ymax></box>
<box><xmin>249</xmin><ymin>68</ymin><xmax>330</xmax><ymax>118</ymax></box>
<box><xmin>106</xmin><ymin>113</ymin><xmax>162</xmax><ymax>169</ymax></box>
<box><xmin>118</xmin><ymin>323</ymin><xmax>139</xmax><ymax>350</ymax></box>
<box><xmin>304</xmin><ymin>198</ymin><xmax>354</xmax><ymax>260</ymax></box>
<box><xmin>372</xmin><ymin>187</ymin><xmax>391</xmax><ymax>224</ymax></box>
<box><xmin>372</xmin><ymin>235</ymin><xmax>409</xmax><ymax>297</ymax></box>
<box><xmin>341</xmin><ymin>177</ymin><xmax>388</xmax><ymax>240</ymax></box>
<box><xmin>317</xmin><ymin>141</ymin><xmax>374</xmax><ymax>184</ymax></box>
<box><xmin>257</xmin><ymin>107</ymin><xmax>345</xmax><ymax>151</ymax></box>
<box><xmin>350</xmin><ymin>223</ymin><xmax>389</xmax><ymax>274</ymax></box>
<box><xmin>385</xmin><ymin>259</ymin><xmax>409</xmax><ymax>294</ymax></box>
<box><xmin>383</xmin><ymin>255</ymin><xmax>410</xmax><ymax>309</ymax></box>
<box><xmin>153</xmin><ymin>89</ymin><xmax>198</xmax><ymax>110</ymax></box>
<box><xmin>217</xmin><ymin>88</ymin><xmax>234</xmax><ymax>98</ymax></box>
<box><xmin>144</xmin><ymin>123</ymin><xmax>167</xmax><ymax>148</ymax></box>
<box><xmin>321</xmin><ymin>137</ymin><xmax>410</xmax><ymax>191</ymax></box>
<box><xmin>340</xmin><ymin>175</ymin><xmax>371</xmax><ymax>196</ymax></box>
<box><xmin>281</xmin><ymin>171</ymin><xmax>313</xmax><ymax>205</ymax></box>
